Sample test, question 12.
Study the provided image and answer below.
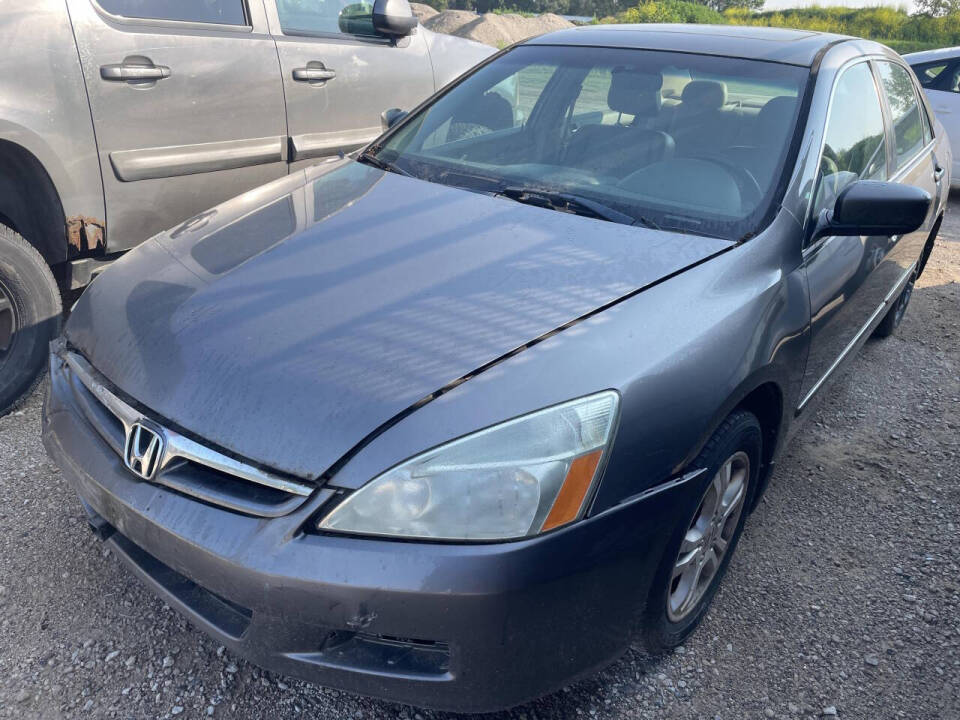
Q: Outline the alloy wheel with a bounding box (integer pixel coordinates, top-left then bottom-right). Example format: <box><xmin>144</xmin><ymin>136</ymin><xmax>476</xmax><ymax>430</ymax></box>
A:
<box><xmin>667</xmin><ymin>451</ymin><xmax>749</xmax><ymax>622</ymax></box>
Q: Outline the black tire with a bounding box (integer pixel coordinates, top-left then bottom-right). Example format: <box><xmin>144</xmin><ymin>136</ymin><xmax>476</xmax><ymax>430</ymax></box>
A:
<box><xmin>640</xmin><ymin>410</ymin><xmax>762</xmax><ymax>654</ymax></box>
<box><xmin>873</xmin><ymin>267</ymin><xmax>917</xmax><ymax>339</ymax></box>
<box><xmin>0</xmin><ymin>226</ymin><xmax>62</xmax><ymax>417</ymax></box>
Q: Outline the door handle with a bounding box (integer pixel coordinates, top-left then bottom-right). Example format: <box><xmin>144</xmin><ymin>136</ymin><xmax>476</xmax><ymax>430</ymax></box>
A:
<box><xmin>935</xmin><ymin>164</ymin><xmax>945</xmax><ymax>182</ymax></box>
<box><xmin>292</xmin><ymin>65</ymin><xmax>336</xmax><ymax>83</ymax></box>
<box><xmin>100</xmin><ymin>63</ymin><xmax>171</xmax><ymax>82</ymax></box>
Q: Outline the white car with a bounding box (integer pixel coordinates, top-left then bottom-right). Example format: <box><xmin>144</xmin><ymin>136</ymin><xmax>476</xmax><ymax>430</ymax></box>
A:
<box><xmin>906</xmin><ymin>48</ymin><xmax>960</xmax><ymax>187</ymax></box>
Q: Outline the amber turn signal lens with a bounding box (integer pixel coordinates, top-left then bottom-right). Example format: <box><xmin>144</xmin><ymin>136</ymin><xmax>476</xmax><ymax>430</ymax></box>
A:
<box><xmin>541</xmin><ymin>449</ymin><xmax>604</xmax><ymax>532</ymax></box>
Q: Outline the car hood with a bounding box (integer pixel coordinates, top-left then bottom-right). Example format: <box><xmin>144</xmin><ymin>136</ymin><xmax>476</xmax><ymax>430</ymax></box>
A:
<box><xmin>66</xmin><ymin>160</ymin><xmax>731</xmax><ymax>480</ymax></box>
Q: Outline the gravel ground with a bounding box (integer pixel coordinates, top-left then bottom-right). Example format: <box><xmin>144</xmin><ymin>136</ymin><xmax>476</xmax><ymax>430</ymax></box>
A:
<box><xmin>1</xmin><ymin>200</ymin><xmax>959</xmax><ymax>720</ymax></box>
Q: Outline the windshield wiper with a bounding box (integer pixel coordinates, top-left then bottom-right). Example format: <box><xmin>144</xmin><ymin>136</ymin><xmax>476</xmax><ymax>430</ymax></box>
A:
<box><xmin>357</xmin><ymin>149</ymin><xmax>412</xmax><ymax>178</ymax></box>
<box><xmin>497</xmin><ymin>186</ymin><xmax>651</xmax><ymax>228</ymax></box>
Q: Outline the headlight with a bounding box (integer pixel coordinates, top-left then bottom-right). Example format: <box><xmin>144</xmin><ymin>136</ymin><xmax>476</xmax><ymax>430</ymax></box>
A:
<box><xmin>318</xmin><ymin>391</ymin><xmax>619</xmax><ymax>541</ymax></box>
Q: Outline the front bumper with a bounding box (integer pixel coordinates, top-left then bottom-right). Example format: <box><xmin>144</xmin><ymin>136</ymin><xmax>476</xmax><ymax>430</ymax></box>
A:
<box><xmin>42</xmin><ymin>351</ymin><xmax>703</xmax><ymax>712</ymax></box>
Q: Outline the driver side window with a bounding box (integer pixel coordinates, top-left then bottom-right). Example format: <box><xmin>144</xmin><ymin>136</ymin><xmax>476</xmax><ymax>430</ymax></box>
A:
<box><xmin>276</xmin><ymin>0</ymin><xmax>377</xmax><ymax>37</ymax></box>
<box><xmin>813</xmin><ymin>62</ymin><xmax>887</xmax><ymax>218</ymax></box>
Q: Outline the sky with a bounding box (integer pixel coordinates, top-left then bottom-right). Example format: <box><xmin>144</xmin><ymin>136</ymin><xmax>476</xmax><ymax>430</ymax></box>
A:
<box><xmin>762</xmin><ymin>0</ymin><xmax>914</xmax><ymax>8</ymax></box>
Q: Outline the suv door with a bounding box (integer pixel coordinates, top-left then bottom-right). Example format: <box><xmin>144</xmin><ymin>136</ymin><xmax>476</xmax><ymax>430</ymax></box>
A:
<box><xmin>264</xmin><ymin>0</ymin><xmax>435</xmax><ymax>168</ymax></box>
<box><xmin>66</xmin><ymin>0</ymin><xmax>288</xmax><ymax>252</ymax></box>
<box><xmin>910</xmin><ymin>58</ymin><xmax>960</xmax><ymax>179</ymax></box>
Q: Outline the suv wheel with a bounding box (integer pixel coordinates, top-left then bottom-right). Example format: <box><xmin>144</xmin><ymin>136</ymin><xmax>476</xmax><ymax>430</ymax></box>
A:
<box><xmin>0</xmin><ymin>226</ymin><xmax>62</xmax><ymax>416</ymax></box>
<box><xmin>641</xmin><ymin>410</ymin><xmax>761</xmax><ymax>653</ymax></box>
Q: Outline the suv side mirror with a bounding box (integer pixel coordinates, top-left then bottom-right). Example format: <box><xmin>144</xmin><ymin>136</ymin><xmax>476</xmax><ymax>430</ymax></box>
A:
<box><xmin>372</xmin><ymin>0</ymin><xmax>418</xmax><ymax>37</ymax></box>
<box><xmin>813</xmin><ymin>180</ymin><xmax>930</xmax><ymax>240</ymax></box>
<box><xmin>381</xmin><ymin>108</ymin><xmax>407</xmax><ymax>131</ymax></box>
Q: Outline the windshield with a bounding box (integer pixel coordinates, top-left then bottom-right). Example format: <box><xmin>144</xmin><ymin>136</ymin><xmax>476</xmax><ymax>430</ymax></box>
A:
<box><xmin>371</xmin><ymin>45</ymin><xmax>809</xmax><ymax>241</ymax></box>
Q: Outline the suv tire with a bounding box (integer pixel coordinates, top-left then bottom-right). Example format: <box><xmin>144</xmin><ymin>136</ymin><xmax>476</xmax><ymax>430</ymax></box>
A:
<box><xmin>0</xmin><ymin>226</ymin><xmax>62</xmax><ymax>416</ymax></box>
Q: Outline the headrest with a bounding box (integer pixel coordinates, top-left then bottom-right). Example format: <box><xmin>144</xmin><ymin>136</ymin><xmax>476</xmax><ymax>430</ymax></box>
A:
<box><xmin>680</xmin><ymin>80</ymin><xmax>727</xmax><ymax>111</ymax></box>
<box><xmin>607</xmin><ymin>69</ymin><xmax>663</xmax><ymax>117</ymax></box>
<box><xmin>756</xmin><ymin>96</ymin><xmax>798</xmax><ymax>144</ymax></box>
<box><xmin>452</xmin><ymin>91</ymin><xmax>514</xmax><ymax>132</ymax></box>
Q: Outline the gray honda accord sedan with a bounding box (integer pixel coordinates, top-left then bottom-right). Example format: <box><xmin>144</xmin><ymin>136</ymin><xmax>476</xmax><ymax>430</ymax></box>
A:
<box><xmin>43</xmin><ymin>24</ymin><xmax>950</xmax><ymax>712</ymax></box>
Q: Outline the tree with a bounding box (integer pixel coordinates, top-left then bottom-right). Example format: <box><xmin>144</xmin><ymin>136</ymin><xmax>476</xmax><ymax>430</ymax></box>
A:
<box><xmin>913</xmin><ymin>0</ymin><xmax>960</xmax><ymax>16</ymax></box>
<box><xmin>707</xmin><ymin>0</ymin><xmax>763</xmax><ymax>11</ymax></box>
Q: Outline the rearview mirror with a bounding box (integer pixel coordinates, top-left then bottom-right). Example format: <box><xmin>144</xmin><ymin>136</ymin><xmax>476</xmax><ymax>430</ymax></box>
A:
<box><xmin>381</xmin><ymin>107</ymin><xmax>408</xmax><ymax>132</ymax></box>
<box><xmin>372</xmin><ymin>0</ymin><xmax>418</xmax><ymax>37</ymax></box>
<box><xmin>814</xmin><ymin>180</ymin><xmax>930</xmax><ymax>240</ymax></box>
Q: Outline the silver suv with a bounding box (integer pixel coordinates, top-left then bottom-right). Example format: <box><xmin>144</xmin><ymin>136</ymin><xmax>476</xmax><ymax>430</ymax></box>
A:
<box><xmin>0</xmin><ymin>0</ymin><xmax>492</xmax><ymax>415</ymax></box>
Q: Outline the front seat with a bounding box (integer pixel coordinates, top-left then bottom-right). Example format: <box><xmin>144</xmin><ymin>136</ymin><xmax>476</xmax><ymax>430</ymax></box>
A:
<box><xmin>449</xmin><ymin>91</ymin><xmax>515</xmax><ymax>142</ymax></box>
<box><xmin>564</xmin><ymin>69</ymin><xmax>674</xmax><ymax>178</ymax></box>
<box><xmin>723</xmin><ymin>96</ymin><xmax>798</xmax><ymax>187</ymax></box>
<box><xmin>670</xmin><ymin>80</ymin><xmax>730</xmax><ymax>155</ymax></box>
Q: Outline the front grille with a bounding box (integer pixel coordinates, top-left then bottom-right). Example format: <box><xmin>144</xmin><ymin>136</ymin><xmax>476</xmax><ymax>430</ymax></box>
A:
<box><xmin>63</xmin><ymin>350</ymin><xmax>316</xmax><ymax>517</ymax></box>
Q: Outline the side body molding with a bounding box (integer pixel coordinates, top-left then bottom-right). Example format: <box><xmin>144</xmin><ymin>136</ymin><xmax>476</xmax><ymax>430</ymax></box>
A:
<box><xmin>110</xmin><ymin>136</ymin><xmax>285</xmax><ymax>182</ymax></box>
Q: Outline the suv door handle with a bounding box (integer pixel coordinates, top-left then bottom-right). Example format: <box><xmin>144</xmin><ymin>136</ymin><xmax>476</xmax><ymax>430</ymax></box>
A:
<box><xmin>292</xmin><ymin>65</ymin><xmax>336</xmax><ymax>83</ymax></box>
<box><xmin>100</xmin><ymin>63</ymin><xmax>171</xmax><ymax>82</ymax></box>
<box><xmin>935</xmin><ymin>164</ymin><xmax>945</xmax><ymax>182</ymax></box>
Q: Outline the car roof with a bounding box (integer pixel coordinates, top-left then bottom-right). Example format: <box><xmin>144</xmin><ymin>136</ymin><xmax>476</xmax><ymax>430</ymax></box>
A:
<box><xmin>903</xmin><ymin>47</ymin><xmax>960</xmax><ymax>64</ymax></box>
<box><xmin>523</xmin><ymin>24</ymin><xmax>862</xmax><ymax>67</ymax></box>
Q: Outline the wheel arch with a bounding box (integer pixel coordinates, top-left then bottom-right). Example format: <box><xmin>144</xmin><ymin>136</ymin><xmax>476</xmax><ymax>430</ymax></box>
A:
<box><xmin>0</xmin><ymin>139</ymin><xmax>68</xmax><ymax>267</ymax></box>
<box><xmin>684</xmin><ymin>369</ymin><xmax>789</xmax><ymax>512</ymax></box>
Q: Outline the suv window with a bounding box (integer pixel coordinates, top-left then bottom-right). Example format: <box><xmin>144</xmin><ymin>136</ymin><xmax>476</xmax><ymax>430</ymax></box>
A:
<box><xmin>276</xmin><ymin>0</ymin><xmax>377</xmax><ymax>37</ymax></box>
<box><xmin>876</xmin><ymin>61</ymin><xmax>926</xmax><ymax>170</ymax></box>
<box><xmin>96</xmin><ymin>0</ymin><xmax>247</xmax><ymax>25</ymax></box>
<box><xmin>813</xmin><ymin>62</ymin><xmax>887</xmax><ymax>216</ymax></box>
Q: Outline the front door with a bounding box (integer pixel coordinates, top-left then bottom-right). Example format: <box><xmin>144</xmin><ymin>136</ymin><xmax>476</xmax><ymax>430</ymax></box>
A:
<box><xmin>66</xmin><ymin>0</ymin><xmax>288</xmax><ymax>252</ymax></box>
<box><xmin>799</xmin><ymin>61</ymin><xmax>894</xmax><ymax>409</ymax></box>
<box><xmin>264</xmin><ymin>0</ymin><xmax>435</xmax><ymax>169</ymax></box>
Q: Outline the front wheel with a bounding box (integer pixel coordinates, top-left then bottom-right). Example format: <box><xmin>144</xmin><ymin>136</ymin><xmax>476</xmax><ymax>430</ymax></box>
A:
<box><xmin>640</xmin><ymin>410</ymin><xmax>761</xmax><ymax>653</ymax></box>
<box><xmin>0</xmin><ymin>226</ymin><xmax>62</xmax><ymax>416</ymax></box>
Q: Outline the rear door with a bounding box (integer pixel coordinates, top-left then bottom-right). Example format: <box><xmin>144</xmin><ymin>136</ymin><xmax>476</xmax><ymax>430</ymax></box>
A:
<box><xmin>66</xmin><ymin>0</ymin><xmax>288</xmax><ymax>252</ymax></box>
<box><xmin>911</xmin><ymin>57</ymin><xmax>960</xmax><ymax>178</ymax></box>
<box><xmin>263</xmin><ymin>0</ymin><xmax>435</xmax><ymax>169</ymax></box>
<box><xmin>873</xmin><ymin>60</ymin><xmax>939</xmax><ymax>273</ymax></box>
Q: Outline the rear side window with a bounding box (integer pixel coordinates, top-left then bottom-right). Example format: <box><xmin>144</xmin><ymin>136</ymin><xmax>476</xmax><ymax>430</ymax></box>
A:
<box><xmin>911</xmin><ymin>61</ymin><xmax>950</xmax><ymax>88</ymax></box>
<box><xmin>276</xmin><ymin>0</ymin><xmax>377</xmax><ymax>37</ymax></box>
<box><xmin>875</xmin><ymin>61</ymin><xmax>926</xmax><ymax>170</ymax></box>
<box><xmin>910</xmin><ymin>60</ymin><xmax>959</xmax><ymax>92</ymax></box>
<box><xmin>813</xmin><ymin>62</ymin><xmax>887</xmax><ymax>217</ymax></box>
<box><xmin>96</xmin><ymin>0</ymin><xmax>248</xmax><ymax>25</ymax></box>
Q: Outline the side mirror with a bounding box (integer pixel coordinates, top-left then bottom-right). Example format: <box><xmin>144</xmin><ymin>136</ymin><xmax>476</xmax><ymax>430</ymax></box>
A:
<box><xmin>381</xmin><ymin>107</ymin><xmax>407</xmax><ymax>132</ymax></box>
<box><xmin>372</xmin><ymin>0</ymin><xmax>418</xmax><ymax>37</ymax></box>
<box><xmin>813</xmin><ymin>180</ymin><xmax>930</xmax><ymax>240</ymax></box>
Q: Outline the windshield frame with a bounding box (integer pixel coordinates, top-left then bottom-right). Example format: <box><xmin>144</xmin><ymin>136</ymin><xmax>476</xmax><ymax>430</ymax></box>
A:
<box><xmin>367</xmin><ymin>43</ymin><xmax>816</xmax><ymax>243</ymax></box>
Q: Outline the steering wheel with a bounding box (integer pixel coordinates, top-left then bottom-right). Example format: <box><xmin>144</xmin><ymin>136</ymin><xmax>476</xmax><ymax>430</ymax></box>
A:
<box><xmin>820</xmin><ymin>146</ymin><xmax>841</xmax><ymax>178</ymax></box>
<box><xmin>691</xmin><ymin>153</ymin><xmax>765</xmax><ymax>208</ymax></box>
